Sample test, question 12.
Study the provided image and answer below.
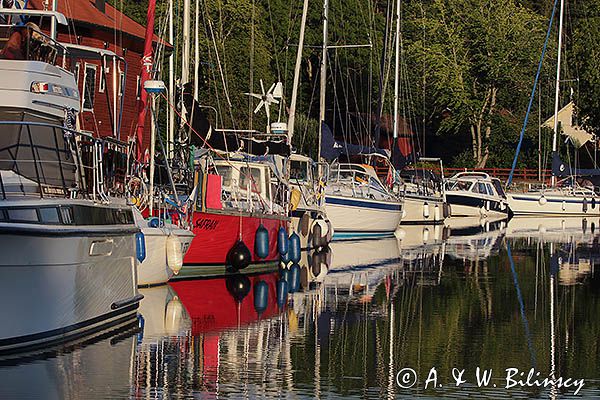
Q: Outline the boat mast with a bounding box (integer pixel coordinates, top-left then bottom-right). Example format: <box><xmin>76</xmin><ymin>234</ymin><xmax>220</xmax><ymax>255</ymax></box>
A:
<box><xmin>135</xmin><ymin>0</ymin><xmax>158</xmax><ymax>210</ymax></box>
<box><xmin>50</xmin><ymin>0</ymin><xmax>58</xmax><ymax>40</ymax></box>
<box><xmin>551</xmin><ymin>0</ymin><xmax>565</xmax><ymax>187</ymax></box>
<box><xmin>317</xmin><ymin>0</ymin><xmax>329</xmax><ymax>163</ymax></box>
<box><xmin>135</xmin><ymin>0</ymin><xmax>157</xmax><ymax>160</ymax></box>
<box><xmin>194</xmin><ymin>0</ymin><xmax>200</xmax><ymax>100</ymax></box>
<box><xmin>287</xmin><ymin>0</ymin><xmax>310</xmax><ymax>143</ymax></box>
<box><xmin>392</xmin><ymin>0</ymin><xmax>400</xmax><ymax>140</ymax></box>
<box><xmin>182</xmin><ymin>0</ymin><xmax>191</xmax><ymax>87</ymax></box>
<box><xmin>168</xmin><ymin>0</ymin><xmax>175</xmax><ymax>158</ymax></box>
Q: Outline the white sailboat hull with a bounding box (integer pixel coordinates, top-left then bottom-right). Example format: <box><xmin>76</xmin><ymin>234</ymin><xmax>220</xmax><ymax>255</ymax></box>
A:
<box><xmin>507</xmin><ymin>192</ymin><xmax>600</xmax><ymax>216</ymax></box>
<box><xmin>325</xmin><ymin>195</ymin><xmax>402</xmax><ymax>239</ymax></box>
<box><xmin>137</xmin><ymin>226</ymin><xmax>195</xmax><ymax>286</ymax></box>
<box><xmin>401</xmin><ymin>194</ymin><xmax>446</xmax><ymax>224</ymax></box>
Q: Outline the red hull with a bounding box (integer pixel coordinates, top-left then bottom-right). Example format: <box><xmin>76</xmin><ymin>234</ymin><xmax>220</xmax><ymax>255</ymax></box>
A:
<box><xmin>183</xmin><ymin>210</ymin><xmax>288</xmax><ymax>265</ymax></box>
<box><xmin>169</xmin><ymin>272</ymin><xmax>281</xmax><ymax>334</ymax></box>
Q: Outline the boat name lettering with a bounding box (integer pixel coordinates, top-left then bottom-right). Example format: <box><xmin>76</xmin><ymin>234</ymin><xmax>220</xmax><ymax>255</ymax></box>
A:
<box><xmin>195</xmin><ymin>218</ymin><xmax>219</xmax><ymax>230</ymax></box>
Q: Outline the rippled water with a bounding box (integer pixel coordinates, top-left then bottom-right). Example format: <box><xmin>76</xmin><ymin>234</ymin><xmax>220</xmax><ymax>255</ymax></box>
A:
<box><xmin>2</xmin><ymin>216</ymin><xmax>600</xmax><ymax>399</ymax></box>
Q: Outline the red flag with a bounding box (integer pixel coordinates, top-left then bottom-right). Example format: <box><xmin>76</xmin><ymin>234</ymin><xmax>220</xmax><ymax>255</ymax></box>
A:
<box><xmin>134</xmin><ymin>0</ymin><xmax>157</xmax><ymax>160</ymax></box>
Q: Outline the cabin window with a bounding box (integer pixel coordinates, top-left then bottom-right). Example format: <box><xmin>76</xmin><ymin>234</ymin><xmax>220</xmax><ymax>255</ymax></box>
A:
<box><xmin>98</xmin><ymin>65</ymin><xmax>105</xmax><ymax>93</ymax></box>
<box><xmin>240</xmin><ymin>167</ymin><xmax>262</xmax><ymax>194</ymax></box>
<box><xmin>485</xmin><ymin>184</ymin><xmax>495</xmax><ymax>196</ymax></box>
<box><xmin>369</xmin><ymin>177</ymin><xmax>386</xmax><ymax>193</ymax></box>
<box><xmin>220</xmin><ymin>166</ymin><xmax>233</xmax><ymax>187</ymax></box>
<box><xmin>82</xmin><ymin>64</ymin><xmax>97</xmax><ymax>111</ymax></box>
<box><xmin>478</xmin><ymin>182</ymin><xmax>487</xmax><ymax>194</ymax></box>
<box><xmin>290</xmin><ymin>160</ymin><xmax>308</xmax><ymax>181</ymax></box>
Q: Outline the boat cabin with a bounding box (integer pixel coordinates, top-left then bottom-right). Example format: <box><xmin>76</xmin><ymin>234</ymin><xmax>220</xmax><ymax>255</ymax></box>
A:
<box><xmin>446</xmin><ymin>172</ymin><xmax>506</xmax><ymax>199</ymax></box>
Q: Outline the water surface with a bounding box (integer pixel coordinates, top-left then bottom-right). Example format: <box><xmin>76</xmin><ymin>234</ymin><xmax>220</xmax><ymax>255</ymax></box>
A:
<box><xmin>1</xmin><ymin>216</ymin><xmax>600</xmax><ymax>399</ymax></box>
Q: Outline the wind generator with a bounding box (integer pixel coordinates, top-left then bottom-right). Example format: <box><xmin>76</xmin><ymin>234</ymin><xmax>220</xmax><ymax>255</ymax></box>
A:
<box><xmin>245</xmin><ymin>79</ymin><xmax>284</xmax><ymax>133</ymax></box>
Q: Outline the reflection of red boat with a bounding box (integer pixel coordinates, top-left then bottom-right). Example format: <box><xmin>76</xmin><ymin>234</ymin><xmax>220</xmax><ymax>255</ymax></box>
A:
<box><xmin>169</xmin><ymin>272</ymin><xmax>281</xmax><ymax>334</ymax></box>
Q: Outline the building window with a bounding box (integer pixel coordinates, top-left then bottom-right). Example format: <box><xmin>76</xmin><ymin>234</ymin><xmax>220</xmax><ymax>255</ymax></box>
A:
<box><xmin>118</xmin><ymin>71</ymin><xmax>125</xmax><ymax>97</ymax></box>
<box><xmin>82</xmin><ymin>64</ymin><xmax>97</xmax><ymax>111</ymax></box>
<box><xmin>136</xmin><ymin>75</ymin><xmax>141</xmax><ymax>100</ymax></box>
<box><xmin>99</xmin><ymin>65</ymin><xmax>105</xmax><ymax>93</ymax></box>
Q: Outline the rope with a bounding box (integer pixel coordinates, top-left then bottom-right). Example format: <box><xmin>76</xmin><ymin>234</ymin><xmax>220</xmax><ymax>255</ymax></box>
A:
<box><xmin>159</xmin><ymin>91</ymin><xmax>270</xmax><ymax>211</ymax></box>
<box><xmin>507</xmin><ymin>0</ymin><xmax>559</xmax><ymax>187</ymax></box>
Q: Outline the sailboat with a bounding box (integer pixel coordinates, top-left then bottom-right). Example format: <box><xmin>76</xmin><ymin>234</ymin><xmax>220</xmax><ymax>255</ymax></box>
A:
<box><xmin>506</xmin><ymin>0</ymin><xmax>600</xmax><ymax>216</ymax></box>
<box><xmin>315</xmin><ymin>0</ymin><xmax>403</xmax><ymax>239</ymax></box>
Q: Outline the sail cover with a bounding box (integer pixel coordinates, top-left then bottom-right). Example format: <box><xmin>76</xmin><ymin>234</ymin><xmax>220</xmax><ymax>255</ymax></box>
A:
<box><xmin>552</xmin><ymin>151</ymin><xmax>600</xmax><ymax>177</ymax></box>
<box><xmin>320</xmin><ymin>122</ymin><xmax>388</xmax><ymax>161</ymax></box>
<box><xmin>182</xmin><ymin>86</ymin><xmax>290</xmax><ymax>156</ymax></box>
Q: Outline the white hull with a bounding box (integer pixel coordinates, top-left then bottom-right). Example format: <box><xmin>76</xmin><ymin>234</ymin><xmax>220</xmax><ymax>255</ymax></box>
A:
<box><xmin>137</xmin><ymin>226</ymin><xmax>195</xmax><ymax>286</ymax></box>
<box><xmin>507</xmin><ymin>191</ymin><xmax>600</xmax><ymax>216</ymax></box>
<box><xmin>447</xmin><ymin>200</ymin><xmax>508</xmax><ymax>218</ymax></box>
<box><xmin>0</xmin><ymin>224</ymin><xmax>140</xmax><ymax>354</ymax></box>
<box><xmin>401</xmin><ymin>194</ymin><xmax>446</xmax><ymax>224</ymax></box>
<box><xmin>325</xmin><ymin>195</ymin><xmax>402</xmax><ymax>238</ymax></box>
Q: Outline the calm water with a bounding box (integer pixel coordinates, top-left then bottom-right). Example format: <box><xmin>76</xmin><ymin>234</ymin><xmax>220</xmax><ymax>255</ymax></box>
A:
<box><xmin>2</xmin><ymin>217</ymin><xmax>600</xmax><ymax>399</ymax></box>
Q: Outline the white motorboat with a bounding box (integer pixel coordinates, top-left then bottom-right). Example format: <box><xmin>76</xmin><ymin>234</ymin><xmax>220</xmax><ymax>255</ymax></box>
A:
<box><xmin>0</xmin><ymin>14</ymin><xmax>142</xmax><ymax>354</ymax></box>
<box><xmin>444</xmin><ymin>172</ymin><xmax>509</xmax><ymax>218</ymax></box>
<box><xmin>133</xmin><ymin>208</ymin><xmax>194</xmax><ymax>286</ymax></box>
<box><xmin>325</xmin><ymin>163</ymin><xmax>403</xmax><ymax>239</ymax></box>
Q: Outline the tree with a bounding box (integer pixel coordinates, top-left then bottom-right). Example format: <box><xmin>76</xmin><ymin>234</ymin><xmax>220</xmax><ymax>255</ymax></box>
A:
<box><xmin>407</xmin><ymin>0</ymin><xmax>547</xmax><ymax>168</ymax></box>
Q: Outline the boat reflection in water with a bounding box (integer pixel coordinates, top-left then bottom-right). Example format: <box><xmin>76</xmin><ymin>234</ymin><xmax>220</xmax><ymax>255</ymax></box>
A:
<box><xmin>6</xmin><ymin>218</ymin><xmax>600</xmax><ymax>398</ymax></box>
<box><xmin>0</xmin><ymin>321</ymin><xmax>139</xmax><ymax>399</ymax></box>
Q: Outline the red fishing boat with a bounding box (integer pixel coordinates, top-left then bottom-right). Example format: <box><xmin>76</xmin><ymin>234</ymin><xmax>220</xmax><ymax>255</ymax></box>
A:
<box><xmin>177</xmin><ymin>155</ymin><xmax>291</xmax><ymax>278</ymax></box>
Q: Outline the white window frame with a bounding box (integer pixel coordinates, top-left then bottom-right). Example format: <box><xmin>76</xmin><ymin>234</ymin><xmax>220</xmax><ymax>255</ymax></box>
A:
<box><xmin>74</xmin><ymin>62</ymin><xmax>81</xmax><ymax>85</ymax></box>
<box><xmin>118</xmin><ymin>71</ymin><xmax>125</xmax><ymax>97</ymax></box>
<box><xmin>98</xmin><ymin>65</ymin><xmax>105</xmax><ymax>93</ymax></box>
<box><xmin>82</xmin><ymin>63</ymin><xmax>97</xmax><ymax>112</ymax></box>
<box><xmin>136</xmin><ymin>75</ymin><xmax>141</xmax><ymax>100</ymax></box>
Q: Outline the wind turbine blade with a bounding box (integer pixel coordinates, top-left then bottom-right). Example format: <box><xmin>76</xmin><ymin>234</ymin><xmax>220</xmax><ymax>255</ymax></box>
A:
<box><xmin>254</xmin><ymin>101</ymin><xmax>264</xmax><ymax>114</ymax></box>
<box><xmin>267</xmin><ymin>83</ymin><xmax>276</xmax><ymax>94</ymax></box>
<box><xmin>271</xmin><ymin>98</ymin><xmax>280</xmax><ymax>105</ymax></box>
<box><xmin>260</xmin><ymin>79</ymin><xmax>265</xmax><ymax>95</ymax></box>
<box><xmin>264</xmin><ymin>102</ymin><xmax>270</xmax><ymax>121</ymax></box>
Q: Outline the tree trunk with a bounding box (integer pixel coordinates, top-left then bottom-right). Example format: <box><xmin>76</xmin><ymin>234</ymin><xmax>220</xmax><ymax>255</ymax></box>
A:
<box><xmin>476</xmin><ymin>86</ymin><xmax>497</xmax><ymax>168</ymax></box>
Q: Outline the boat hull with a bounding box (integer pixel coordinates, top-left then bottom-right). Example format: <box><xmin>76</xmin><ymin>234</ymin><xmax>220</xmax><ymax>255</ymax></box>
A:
<box><xmin>446</xmin><ymin>193</ymin><xmax>508</xmax><ymax>218</ymax></box>
<box><xmin>401</xmin><ymin>194</ymin><xmax>447</xmax><ymax>224</ymax></box>
<box><xmin>179</xmin><ymin>209</ymin><xmax>288</xmax><ymax>278</ymax></box>
<box><xmin>138</xmin><ymin>227</ymin><xmax>195</xmax><ymax>286</ymax></box>
<box><xmin>0</xmin><ymin>226</ymin><xmax>140</xmax><ymax>355</ymax></box>
<box><xmin>507</xmin><ymin>192</ymin><xmax>600</xmax><ymax>216</ymax></box>
<box><xmin>325</xmin><ymin>195</ymin><xmax>402</xmax><ymax>239</ymax></box>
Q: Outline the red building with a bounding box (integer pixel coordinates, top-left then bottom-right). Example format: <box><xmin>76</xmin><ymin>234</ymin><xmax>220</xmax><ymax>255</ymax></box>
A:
<box><xmin>29</xmin><ymin>0</ymin><xmax>167</xmax><ymax>153</ymax></box>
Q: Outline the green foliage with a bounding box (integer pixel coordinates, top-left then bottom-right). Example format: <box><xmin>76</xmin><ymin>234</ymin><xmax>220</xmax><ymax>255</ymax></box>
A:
<box><xmin>109</xmin><ymin>0</ymin><xmax>597</xmax><ymax>169</ymax></box>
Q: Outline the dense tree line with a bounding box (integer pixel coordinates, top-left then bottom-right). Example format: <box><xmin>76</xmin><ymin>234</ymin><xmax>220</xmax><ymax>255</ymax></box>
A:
<box><xmin>112</xmin><ymin>0</ymin><xmax>600</xmax><ymax>169</ymax></box>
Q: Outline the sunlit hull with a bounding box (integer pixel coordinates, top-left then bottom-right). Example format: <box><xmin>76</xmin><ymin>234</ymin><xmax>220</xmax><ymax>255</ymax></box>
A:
<box><xmin>507</xmin><ymin>191</ymin><xmax>600</xmax><ymax>216</ymax></box>
<box><xmin>137</xmin><ymin>225</ymin><xmax>195</xmax><ymax>286</ymax></box>
<box><xmin>179</xmin><ymin>209</ymin><xmax>287</xmax><ymax>278</ymax></box>
<box><xmin>0</xmin><ymin>206</ymin><xmax>141</xmax><ymax>355</ymax></box>
<box><xmin>325</xmin><ymin>195</ymin><xmax>402</xmax><ymax>239</ymax></box>
<box><xmin>401</xmin><ymin>194</ymin><xmax>447</xmax><ymax>224</ymax></box>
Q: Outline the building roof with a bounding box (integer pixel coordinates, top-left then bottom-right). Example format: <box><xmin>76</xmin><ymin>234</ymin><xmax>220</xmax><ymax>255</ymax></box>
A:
<box><xmin>28</xmin><ymin>0</ymin><xmax>169</xmax><ymax>46</ymax></box>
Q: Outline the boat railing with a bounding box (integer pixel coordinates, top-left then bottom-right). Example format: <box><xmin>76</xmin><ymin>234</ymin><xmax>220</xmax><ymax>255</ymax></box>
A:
<box><xmin>0</xmin><ymin>120</ymin><xmax>125</xmax><ymax>202</ymax></box>
<box><xmin>0</xmin><ymin>23</ymin><xmax>68</xmax><ymax>67</ymax></box>
<box><xmin>328</xmin><ymin>167</ymin><xmax>391</xmax><ymax>200</ymax></box>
